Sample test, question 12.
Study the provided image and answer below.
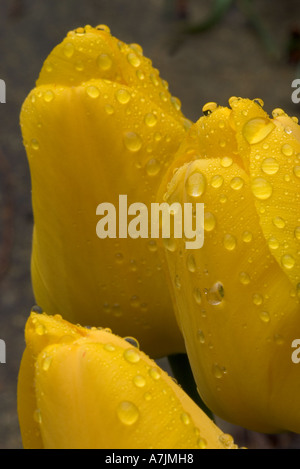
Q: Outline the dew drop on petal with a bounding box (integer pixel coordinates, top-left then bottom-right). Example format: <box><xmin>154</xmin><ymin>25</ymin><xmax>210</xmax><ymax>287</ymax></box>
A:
<box><xmin>97</xmin><ymin>53</ymin><xmax>113</xmax><ymax>71</ymax></box>
<box><xmin>117</xmin><ymin>401</ymin><xmax>139</xmax><ymax>425</ymax></box>
<box><xmin>223</xmin><ymin>234</ymin><xmax>237</xmax><ymax>251</ymax></box>
<box><xmin>251</xmin><ymin>177</ymin><xmax>273</xmax><ymax>200</ymax></box>
<box><xmin>124</xmin><ymin>132</ymin><xmax>142</xmax><ymax>152</ymax></box>
<box><xmin>281</xmin><ymin>254</ymin><xmax>296</xmax><ymax>270</ymax></box>
<box><xmin>123</xmin><ymin>348</ymin><xmax>140</xmax><ymax>364</ymax></box>
<box><xmin>206</xmin><ymin>282</ymin><xmax>224</xmax><ymax>305</ymax></box>
<box><xmin>261</xmin><ymin>158</ymin><xmax>279</xmax><ymax>175</ymax></box>
<box><xmin>242</xmin><ymin>118</ymin><xmax>275</xmax><ymax>144</ymax></box>
<box><xmin>185</xmin><ymin>172</ymin><xmax>206</xmax><ymax>198</ymax></box>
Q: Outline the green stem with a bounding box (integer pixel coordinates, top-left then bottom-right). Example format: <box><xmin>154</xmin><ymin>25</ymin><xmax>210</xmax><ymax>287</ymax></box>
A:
<box><xmin>168</xmin><ymin>353</ymin><xmax>214</xmax><ymax>421</ymax></box>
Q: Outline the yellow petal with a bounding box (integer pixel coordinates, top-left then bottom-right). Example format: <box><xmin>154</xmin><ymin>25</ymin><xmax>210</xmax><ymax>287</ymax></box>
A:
<box><xmin>231</xmin><ymin>99</ymin><xmax>300</xmax><ymax>288</ymax></box>
<box><xmin>18</xmin><ymin>312</ymin><xmax>236</xmax><ymax>449</ymax></box>
<box><xmin>159</xmin><ymin>120</ymin><xmax>300</xmax><ymax>433</ymax></box>
<box><xmin>20</xmin><ymin>25</ymin><xmax>189</xmax><ymax>358</ymax></box>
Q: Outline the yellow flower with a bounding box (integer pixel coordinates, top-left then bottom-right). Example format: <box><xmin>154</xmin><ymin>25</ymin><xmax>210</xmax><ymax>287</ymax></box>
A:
<box><xmin>158</xmin><ymin>98</ymin><xmax>300</xmax><ymax>433</ymax></box>
<box><xmin>17</xmin><ymin>311</ymin><xmax>236</xmax><ymax>449</ymax></box>
<box><xmin>20</xmin><ymin>25</ymin><xmax>189</xmax><ymax>358</ymax></box>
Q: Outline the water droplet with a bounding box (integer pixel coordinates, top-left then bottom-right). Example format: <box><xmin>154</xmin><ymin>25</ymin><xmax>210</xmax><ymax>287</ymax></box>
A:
<box><xmin>212</xmin><ymin>363</ymin><xmax>226</xmax><ymax>379</ymax></box>
<box><xmin>133</xmin><ymin>375</ymin><xmax>146</xmax><ymax>388</ymax></box>
<box><xmin>202</xmin><ymin>102</ymin><xmax>218</xmax><ymax>116</ymax></box>
<box><xmin>221</xmin><ymin>157</ymin><xmax>233</xmax><ymax>168</ymax></box>
<box><xmin>124</xmin><ymin>348</ymin><xmax>140</xmax><ymax>364</ymax></box>
<box><xmin>117</xmin><ymin>401</ymin><xmax>139</xmax><ymax>425</ymax></box>
<box><xmin>75</xmin><ymin>60</ymin><xmax>84</xmax><ymax>72</ymax></box>
<box><xmin>273</xmin><ymin>217</ymin><xmax>285</xmax><ymax>229</ymax></box>
<box><xmin>293</xmin><ymin>166</ymin><xmax>300</xmax><ymax>178</ymax></box>
<box><xmin>295</xmin><ymin>227</ymin><xmax>300</xmax><ymax>241</ymax></box>
<box><xmin>187</xmin><ymin>254</ymin><xmax>196</xmax><ymax>273</ymax></box>
<box><xmin>197</xmin><ymin>330</ymin><xmax>205</xmax><ymax>344</ymax></box>
<box><xmin>149</xmin><ymin>367</ymin><xmax>161</xmax><ymax>380</ymax></box>
<box><xmin>268</xmin><ymin>236</ymin><xmax>279</xmax><ymax>250</ymax></box>
<box><xmin>261</xmin><ymin>157</ymin><xmax>279</xmax><ymax>175</ymax></box>
<box><xmin>163</xmin><ymin>238</ymin><xmax>177</xmax><ymax>252</ymax></box>
<box><xmin>211</xmin><ymin>175</ymin><xmax>224</xmax><ymax>189</ymax></box>
<box><xmin>31</xmin><ymin>305</ymin><xmax>43</xmax><ymax>314</ymax></box>
<box><xmin>116</xmin><ymin>89</ymin><xmax>131</xmax><ymax>104</ymax></box>
<box><xmin>230</xmin><ymin>177</ymin><xmax>244</xmax><ymax>191</ymax></box>
<box><xmin>223</xmin><ymin>234</ymin><xmax>237</xmax><ymax>251</ymax></box>
<box><xmin>242</xmin><ymin>118</ymin><xmax>275</xmax><ymax>144</ymax></box>
<box><xmin>42</xmin><ymin>355</ymin><xmax>52</xmax><ymax>371</ymax></box>
<box><xmin>274</xmin><ymin>334</ymin><xmax>284</xmax><ymax>345</ymax></box>
<box><xmin>181</xmin><ymin>412</ymin><xmax>191</xmax><ymax>425</ymax></box>
<box><xmin>197</xmin><ymin>438</ymin><xmax>207</xmax><ymax>449</ymax></box>
<box><xmin>253</xmin><ymin>293</ymin><xmax>263</xmax><ymax>306</ymax></box>
<box><xmin>281</xmin><ymin>254</ymin><xmax>295</xmax><ymax>270</ymax></box>
<box><xmin>251</xmin><ymin>177</ymin><xmax>273</xmax><ymax>200</ymax></box>
<box><xmin>35</xmin><ymin>323</ymin><xmax>45</xmax><ymax>335</ymax></box>
<box><xmin>219</xmin><ymin>433</ymin><xmax>234</xmax><ymax>447</ymax></box>
<box><xmin>185</xmin><ymin>172</ymin><xmax>206</xmax><ymax>197</ymax></box>
<box><xmin>124</xmin><ymin>132</ymin><xmax>142</xmax><ymax>152</ymax></box>
<box><xmin>144</xmin><ymin>113</ymin><xmax>158</xmax><ymax>127</ymax></box>
<box><xmin>260</xmin><ymin>311</ymin><xmax>270</xmax><ymax>323</ymax></box>
<box><xmin>63</xmin><ymin>42</ymin><xmax>75</xmax><ymax>58</ymax></box>
<box><xmin>33</xmin><ymin>409</ymin><xmax>42</xmax><ymax>424</ymax></box>
<box><xmin>171</xmin><ymin>96</ymin><xmax>181</xmax><ymax>111</ymax></box>
<box><xmin>239</xmin><ymin>272</ymin><xmax>250</xmax><ymax>285</ymax></box>
<box><xmin>96</xmin><ymin>24</ymin><xmax>111</xmax><ymax>33</ymax></box>
<box><xmin>175</xmin><ymin>274</ymin><xmax>181</xmax><ymax>290</ymax></box>
<box><xmin>105</xmin><ymin>104</ymin><xmax>115</xmax><ymax>115</ymax></box>
<box><xmin>193</xmin><ymin>288</ymin><xmax>202</xmax><ymax>305</ymax></box>
<box><xmin>281</xmin><ymin>144</ymin><xmax>294</xmax><ymax>157</ymax></box>
<box><xmin>206</xmin><ymin>282</ymin><xmax>224</xmax><ymax>305</ymax></box>
<box><xmin>103</xmin><ymin>343</ymin><xmax>115</xmax><ymax>352</ymax></box>
<box><xmin>144</xmin><ymin>392</ymin><xmax>152</xmax><ymax>401</ymax></box>
<box><xmin>127</xmin><ymin>52</ymin><xmax>141</xmax><ymax>68</ymax></box>
<box><xmin>43</xmin><ymin>90</ymin><xmax>54</xmax><ymax>103</ymax></box>
<box><xmin>31</xmin><ymin>139</ymin><xmax>40</xmax><ymax>151</ymax></box>
<box><xmin>146</xmin><ymin>158</ymin><xmax>160</xmax><ymax>176</ymax></box>
<box><xmin>86</xmin><ymin>85</ymin><xmax>100</xmax><ymax>99</ymax></box>
<box><xmin>204</xmin><ymin>212</ymin><xmax>216</xmax><ymax>232</ymax></box>
<box><xmin>242</xmin><ymin>231</ymin><xmax>253</xmax><ymax>243</ymax></box>
<box><xmin>124</xmin><ymin>337</ymin><xmax>140</xmax><ymax>348</ymax></box>
<box><xmin>272</xmin><ymin>108</ymin><xmax>285</xmax><ymax>118</ymax></box>
<box><xmin>97</xmin><ymin>53</ymin><xmax>113</xmax><ymax>71</ymax></box>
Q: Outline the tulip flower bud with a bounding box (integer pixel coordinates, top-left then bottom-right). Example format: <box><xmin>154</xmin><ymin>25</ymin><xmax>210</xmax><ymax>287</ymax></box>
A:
<box><xmin>20</xmin><ymin>25</ymin><xmax>190</xmax><ymax>357</ymax></box>
<box><xmin>159</xmin><ymin>98</ymin><xmax>300</xmax><ymax>433</ymax></box>
<box><xmin>17</xmin><ymin>312</ymin><xmax>236</xmax><ymax>449</ymax></box>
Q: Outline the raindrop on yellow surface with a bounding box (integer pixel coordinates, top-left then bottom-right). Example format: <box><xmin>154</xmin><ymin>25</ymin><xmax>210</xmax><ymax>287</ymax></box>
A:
<box><xmin>251</xmin><ymin>177</ymin><xmax>273</xmax><ymax>200</ymax></box>
<box><xmin>146</xmin><ymin>158</ymin><xmax>160</xmax><ymax>176</ymax></box>
<box><xmin>163</xmin><ymin>238</ymin><xmax>177</xmax><ymax>252</ymax></box>
<box><xmin>63</xmin><ymin>42</ymin><xmax>75</xmax><ymax>58</ymax></box>
<box><xmin>206</xmin><ymin>282</ymin><xmax>224</xmax><ymax>305</ymax></box>
<box><xmin>281</xmin><ymin>254</ymin><xmax>295</xmax><ymax>270</ymax></box>
<box><xmin>293</xmin><ymin>166</ymin><xmax>300</xmax><ymax>178</ymax></box>
<box><xmin>86</xmin><ymin>86</ymin><xmax>100</xmax><ymax>99</ymax></box>
<box><xmin>127</xmin><ymin>52</ymin><xmax>141</xmax><ymax>68</ymax></box>
<box><xmin>31</xmin><ymin>139</ymin><xmax>40</xmax><ymax>151</ymax></box>
<box><xmin>197</xmin><ymin>438</ymin><xmax>207</xmax><ymax>449</ymax></box>
<box><xmin>133</xmin><ymin>375</ymin><xmax>146</xmax><ymax>388</ymax></box>
<box><xmin>124</xmin><ymin>132</ymin><xmax>142</xmax><ymax>152</ymax></box>
<box><xmin>202</xmin><ymin>102</ymin><xmax>218</xmax><ymax>116</ymax></box>
<box><xmin>261</xmin><ymin>158</ymin><xmax>279</xmax><ymax>175</ymax></box>
<box><xmin>187</xmin><ymin>254</ymin><xmax>196</xmax><ymax>273</ymax></box>
<box><xmin>144</xmin><ymin>113</ymin><xmax>158</xmax><ymax>127</ymax></box>
<box><xmin>185</xmin><ymin>172</ymin><xmax>206</xmax><ymax>197</ymax></box>
<box><xmin>117</xmin><ymin>401</ymin><xmax>139</xmax><ymax>426</ymax></box>
<box><xmin>97</xmin><ymin>53</ymin><xmax>113</xmax><ymax>71</ymax></box>
<box><xmin>260</xmin><ymin>311</ymin><xmax>270</xmax><ymax>323</ymax></box>
<box><xmin>242</xmin><ymin>118</ymin><xmax>275</xmax><ymax>144</ymax></box>
<box><xmin>211</xmin><ymin>175</ymin><xmax>224</xmax><ymax>188</ymax></box>
<box><xmin>272</xmin><ymin>108</ymin><xmax>285</xmax><ymax>118</ymax></box>
<box><xmin>239</xmin><ymin>272</ymin><xmax>250</xmax><ymax>285</ymax></box>
<box><xmin>103</xmin><ymin>343</ymin><xmax>115</xmax><ymax>352</ymax></box>
<box><xmin>35</xmin><ymin>323</ymin><xmax>45</xmax><ymax>336</ymax></box>
<box><xmin>193</xmin><ymin>288</ymin><xmax>202</xmax><ymax>305</ymax></box>
<box><xmin>42</xmin><ymin>355</ymin><xmax>52</xmax><ymax>372</ymax></box>
<box><xmin>116</xmin><ymin>89</ymin><xmax>131</xmax><ymax>104</ymax></box>
<box><xmin>43</xmin><ymin>90</ymin><xmax>54</xmax><ymax>103</ymax></box>
<box><xmin>219</xmin><ymin>433</ymin><xmax>234</xmax><ymax>447</ymax></box>
<box><xmin>212</xmin><ymin>363</ymin><xmax>226</xmax><ymax>379</ymax></box>
<box><xmin>144</xmin><ymin>392</ymin><xmax>152</xmax><ymax>401</ymax></box>
<box><xmin>197</xmin><ymin>330</ymin><xmax>205</xmax><ymax>344</ymax></box>
<box><xmin>33</xmin><ymin>409</ymin><xmax>42</xmax><ymax>425</ymax></box>
<box><xmin>253</xmin><ymin>293</ymin><xmax>263</xmax><ymax>306</ymax></box>
<box><xmin>123</xmin><ymin>348</ymin><xmax>140</xmax><ymax>364</ymax></box>
<box><xmin>171</xmin><ymin>96</ymin><xmax>182</xmax><ymax>111</ymax></box>
<box><xmin>204</xmin><ymin>212</ymin><xmax>216</xmax><ymax>232</ymax></box>
<box><xmin>223</xmin><ymin>234</ymin><xmax>237</xmax><ymax>251</ymax></box>
<box><xmin>221</xmin><ymin>157</ymin><xmax>233</xmax><ymax>168</ymax></box>
<box><xmin>281</xmin><ymin>144</ymin><xmax>294</xmax><ymax>157</ymax></box>
<box><xmin>105</xmin><ymin>104</ymin><xmax>115</xmax><ymax>115</ymax></box>
<box><xmin>96</xmin><ymin>24</ymin><xmax>111</xmax><ymax>33</ymax></box>
<box><xmin>268</xmin><ymin>237</ymin><xmax>279</xmax><ymax>250</ymax></box>
<box><xmin>149</xmin><ymin>367</ymin><xmax>161</xmax><ymax>380</ymax></box>
<box><xmin>273</xmin><ymin>217</ymin><xmax>285</xmax><ymax>229</ymax></box>
<box><xmin>242</xmin><ymin>231</ymin><xmax>253</xmax><ymax>243</ymax></box>
<box><xmin>230</xmin><ymin>177</ymin><xmax>244</xmax><ymax>190</ymax></box>
<box><xmin>75</xmin><ymin>60</ymin><xmax>84</xmax><ymax>72</ymax></box>
<box><xmin>181</xmin><ymin>412</ymin><xmax>191</xmax><ymax>425</ymax></box>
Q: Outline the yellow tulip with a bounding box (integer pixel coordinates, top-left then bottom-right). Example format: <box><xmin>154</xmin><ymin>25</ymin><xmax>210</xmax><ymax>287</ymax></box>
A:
<box><xmin>159</xmin><ymin>98</ymin><xmax>300</xmax><ymax>433</ymax></box>
<box><xmin>20</xmin><ymin>25</ymin><xmax>189</xmax><ymax>358</ymax></box>
<box><xmin>17</xmin><ymin>311</ymin><xmax>237</xmax><ymax>449</ymax></box>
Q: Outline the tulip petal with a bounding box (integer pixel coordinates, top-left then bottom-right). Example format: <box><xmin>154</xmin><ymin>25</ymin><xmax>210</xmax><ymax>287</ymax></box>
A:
<box><xmin>21</xmin><ymin>26</ymin><xmax>189</xmax><ymax>357</ymax></box>
<box><xmin>161</xmin><ymin>150</ymin><xmax>300</xmax><ymax>432</ymax></box>
<box><xmin>19</xmin><ymin>312</ymin><xmax>235</xmax><ymax>449</ymax></box>
<box><xmin>231</xmin><ymin>99</ymin><xmax>300</xmax><ymax>289</ymax></box>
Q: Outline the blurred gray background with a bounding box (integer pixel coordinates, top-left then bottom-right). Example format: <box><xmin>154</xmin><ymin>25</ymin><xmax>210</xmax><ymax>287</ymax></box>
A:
<box><xmin>0</xmin><ymin>0</ymin><xmax>299</xmax><ymax>449</ymax></box>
